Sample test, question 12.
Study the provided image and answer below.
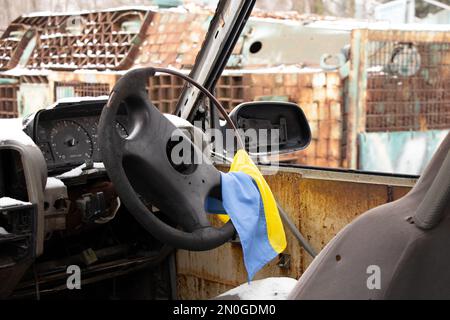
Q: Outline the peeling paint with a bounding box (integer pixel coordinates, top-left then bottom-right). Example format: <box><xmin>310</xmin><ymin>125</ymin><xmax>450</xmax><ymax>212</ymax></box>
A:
<box><xmin>176</xmin><ymin>167</ymin><xmax>415</xmax><ymax>299</ymax></box>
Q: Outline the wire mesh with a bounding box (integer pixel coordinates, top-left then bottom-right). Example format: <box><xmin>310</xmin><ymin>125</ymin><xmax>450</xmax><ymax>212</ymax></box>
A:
<box><xmin>365</xmin><ymin>41</ymin><xmax>450</xmax><ymax>132</ymax></box>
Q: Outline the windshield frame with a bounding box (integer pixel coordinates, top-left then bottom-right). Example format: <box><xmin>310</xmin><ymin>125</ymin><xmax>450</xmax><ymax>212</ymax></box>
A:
<box><xmin>175</xmin><ymin>0</ymin><xmax>255</xmax><ymax>129</ymax></box>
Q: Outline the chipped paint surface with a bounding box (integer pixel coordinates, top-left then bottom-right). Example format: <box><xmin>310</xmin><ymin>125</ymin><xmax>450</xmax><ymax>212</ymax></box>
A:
<box><xmin>176</xmin><ymin>167</ymin><xmax>415</xmax><ymax>300</ymax></box>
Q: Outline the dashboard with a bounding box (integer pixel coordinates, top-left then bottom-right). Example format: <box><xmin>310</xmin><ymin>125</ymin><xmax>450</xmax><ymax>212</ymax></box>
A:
<box><xmin>23</xmin><ymin>98</ymin><xmax>130</xmax><ymax>174</ymax></box>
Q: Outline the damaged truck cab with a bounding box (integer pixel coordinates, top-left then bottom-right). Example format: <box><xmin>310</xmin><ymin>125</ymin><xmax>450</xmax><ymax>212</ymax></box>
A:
<box><xmin>1</xmin><ymin>0</ymin><xmax>450</xmax><ymax>300</ymax></box>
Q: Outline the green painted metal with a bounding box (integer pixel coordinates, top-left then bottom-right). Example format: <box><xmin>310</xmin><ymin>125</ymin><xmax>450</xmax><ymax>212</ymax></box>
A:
<box><xmin>359</xmin><ymin>130</ymin><xmax>449</xmax><ymax>175</ymax></box>
<box><xmin>0</xmin><ymin>78</ymin><xmax>18</xmax><ymax>84</ymax></box>
<box><xmin>154</xmin><ymin>0</ymin><xmax>182</xmax><ymax>8</ymax></box>
<box><xmin>255</xmin><ymin>96</ymin><xmax>289</xmax><ymax>102</ymax></box>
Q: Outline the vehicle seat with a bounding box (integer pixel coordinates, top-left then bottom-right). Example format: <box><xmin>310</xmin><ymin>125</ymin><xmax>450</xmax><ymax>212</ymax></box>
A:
<box><xmin>288</xmin><ymin>132</ymin><xmax>450</xmax><ymax>299</ymax></box>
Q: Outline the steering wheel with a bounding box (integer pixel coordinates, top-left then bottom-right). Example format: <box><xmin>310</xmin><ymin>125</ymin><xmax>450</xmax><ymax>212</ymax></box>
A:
<box><xmin>98</xmin><ymin>67</ymin><xmax>238</xmax><ymax>251</ymax></box>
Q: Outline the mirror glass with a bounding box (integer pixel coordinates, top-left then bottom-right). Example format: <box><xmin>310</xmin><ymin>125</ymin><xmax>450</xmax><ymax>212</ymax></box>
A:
<box><xmin>229</xmin><ymin>101</ymin><xmax>311</xmax><ymax>156</ymax></box>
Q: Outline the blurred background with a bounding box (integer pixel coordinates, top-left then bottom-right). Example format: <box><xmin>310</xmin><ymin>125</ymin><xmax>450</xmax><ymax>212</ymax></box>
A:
<box><xmin>0</xmin><ymin>0</ymin><xmax>448</xmax><ymax>175</ymax></box>
<box><xmin>1</xmin><ymin>0</ymin><xmax>450</xmax><ymax>30</ymax></box>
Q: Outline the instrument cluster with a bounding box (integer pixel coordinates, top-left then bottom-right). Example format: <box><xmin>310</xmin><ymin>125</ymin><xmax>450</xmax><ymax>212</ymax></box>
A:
<box><xmin>24</xmin><ymin>99</ymin><xmax>129</xmax><ymax>174</ymax></box>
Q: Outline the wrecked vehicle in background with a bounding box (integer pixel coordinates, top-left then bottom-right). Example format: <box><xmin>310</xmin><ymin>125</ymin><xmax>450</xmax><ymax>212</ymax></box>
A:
<box><xmin>1</xmin><ymin>4</ymin><xmax>448</xmax><ymax>174</ymax></box>
<box><xmin>0</xmin><ymin>0</ymin><xmax>450</xmax><ymax>300</ymax></box>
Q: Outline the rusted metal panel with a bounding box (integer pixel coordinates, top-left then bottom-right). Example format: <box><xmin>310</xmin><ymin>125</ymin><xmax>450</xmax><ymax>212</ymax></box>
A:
<box><xmin>176</xmin><ymin>167</ymin><xmax>415</xmax><ymax>300</ymax></box>
<box><xmin>365</xmin><ymin>39</ymin><xmax>450</xmax><ymax>132</ymax></box>
<box><xmin>392</xmin><ymin>186</ymin><xmax>411</xmax><ymax>201</ymax></box>
<box><xmin>0</xmin><ymin>28</ymin><xmax>36</xmax><ymax>70</ymax></box>
<box><xmin>0</xmin><ymin>8</ymin><xmax>153</xmax><ymax>71</ymax></box>
<box><xmin>0</xmin><ymin>82</ymin><xmax>20</xmax><ymax>118</ymax></box>
<box><xmin>134</xmin><ymin>11</ymin><xmax>211</xmax><ymax>69</ymax></box>
<box><xmin>296</xmin><ymin>178</ymin><xmax>389</xmax><ymax>270</ymax></box>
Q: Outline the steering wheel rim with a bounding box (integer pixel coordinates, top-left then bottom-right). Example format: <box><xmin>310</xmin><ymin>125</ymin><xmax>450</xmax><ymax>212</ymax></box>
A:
<box><xmin>98</xmin><ymin>67</ymin><xmax>235</xmax><ymax>251</ymax></box>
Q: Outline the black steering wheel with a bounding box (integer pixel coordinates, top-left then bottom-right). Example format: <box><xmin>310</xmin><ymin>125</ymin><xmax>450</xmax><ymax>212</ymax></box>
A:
<box><xmin>98</xmin><ymin>67</ymin><xmax>237</xmax><ymax>251</ymax></box>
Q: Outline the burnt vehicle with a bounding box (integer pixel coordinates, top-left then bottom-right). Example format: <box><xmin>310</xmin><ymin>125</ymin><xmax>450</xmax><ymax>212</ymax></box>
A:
<box><xmin>1</xmin><ymin>0</ymin><xmax>450</xmax><ymax>300</ymax></box>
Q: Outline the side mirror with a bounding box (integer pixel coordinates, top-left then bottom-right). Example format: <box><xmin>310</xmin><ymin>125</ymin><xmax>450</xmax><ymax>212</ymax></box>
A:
<box><xmin>229</xmin><ymin>101</ymin><xmax>311</xmax><ymax>155</ymax></box>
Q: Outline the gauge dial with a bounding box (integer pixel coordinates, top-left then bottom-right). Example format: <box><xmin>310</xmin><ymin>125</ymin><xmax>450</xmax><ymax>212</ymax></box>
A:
<box><xmin>38</xmin><ymin>142</ymin><xmax>53</xmax><ymax>163</ymax></box>
<box><xmin>50</xmin><ymin>120</ymin><xmax>93</xmax><ymax>163</ymax></box>
<box><xmin>90</xmin><ymin>119</ymin><xmax>128</xmax><ymax>161</ymax></box>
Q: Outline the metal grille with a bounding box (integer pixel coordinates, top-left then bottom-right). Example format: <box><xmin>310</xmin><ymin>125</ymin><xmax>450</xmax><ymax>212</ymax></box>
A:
<box><xmin>0</xmin><ymin>38</ymin><xmax>21</xmax><ymax>70</ymax></box>
<box><xmin>0</xmin><ymin>84</ymin><xmax>19</xmax><ymax>118</ymax></box>
<box><xmin>54</xmin><ymin>82</ymin><xmax>110</xmax><ymax>100</ymax></box>
<box><xmin>215</xmin><ymin>75</ymin><xmax>249</xmax><ymax>113</ymax></box>
<box><xmin>25</xmin><ymin>10</ymin><xmax>151</xmax><ymax>70</ymax></box>
<box><xmin>365</xmin><ymin>41</ymin><xmax>450</xmax><ymax>132</ymax></box>
<box><xmin>148</xmin><ymin>74</ymin><xmax>184</xmax><ymax>114</ymax></box>
<box><xmin>148</xmin><ymin>74</ymin><xmax>250</xmax><ymax>114</ymax></box>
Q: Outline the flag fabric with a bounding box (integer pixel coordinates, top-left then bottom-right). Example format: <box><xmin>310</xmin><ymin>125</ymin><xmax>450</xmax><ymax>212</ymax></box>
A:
<box><xmin>206</xmin><ymin>150</ymin><xmax>287</xmax><ymax>281</ymax></box>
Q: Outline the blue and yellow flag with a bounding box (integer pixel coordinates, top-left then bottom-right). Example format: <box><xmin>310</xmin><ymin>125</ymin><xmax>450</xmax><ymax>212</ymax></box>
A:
<box><xmin>207</xmin><ymin>150</ymin><xmax>287</xmax><ymax>281</ymax></box>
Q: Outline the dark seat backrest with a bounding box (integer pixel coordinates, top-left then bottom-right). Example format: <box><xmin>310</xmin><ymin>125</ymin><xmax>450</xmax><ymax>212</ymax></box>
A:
<box><xmin>289</xmin><ymin>132</ymin><xmax>450</xmax><ymax>300</ymax></box>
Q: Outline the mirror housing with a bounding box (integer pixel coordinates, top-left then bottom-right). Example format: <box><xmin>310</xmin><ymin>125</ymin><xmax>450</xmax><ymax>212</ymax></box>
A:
<box><xmin>229</xmin><ymin>101</ymin><xmax>311</xmax><ymax>156</ymax></box>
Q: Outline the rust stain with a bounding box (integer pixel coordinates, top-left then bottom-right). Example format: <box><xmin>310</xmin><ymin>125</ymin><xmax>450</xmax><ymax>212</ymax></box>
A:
<box><xmin>176</xmin><ymin>168</ymin><xmax>413</xmax><ymax>299</ymax></box>
<box><xmin>392</xmin><ymin>186</ymin><xmax>411</xmax><ymax>201</ymax></box>
<box><xmin>296</xmin><ymin>178</ymin><xmax>388</xmax><ymax>269</ymax></box>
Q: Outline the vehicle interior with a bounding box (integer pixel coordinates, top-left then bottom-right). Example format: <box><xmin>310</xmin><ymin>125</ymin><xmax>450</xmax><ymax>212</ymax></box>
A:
<box><xmin>0</xmin><ymin>0</ymin><xmax>449</xmax><ymax>300</ymax></box>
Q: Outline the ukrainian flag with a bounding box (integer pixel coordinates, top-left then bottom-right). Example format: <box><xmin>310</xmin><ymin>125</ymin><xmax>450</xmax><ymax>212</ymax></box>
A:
<box><xmin>207</xmin><ymin>150</ymin><xmax>287</xmax><ymax>281</ymax></box>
